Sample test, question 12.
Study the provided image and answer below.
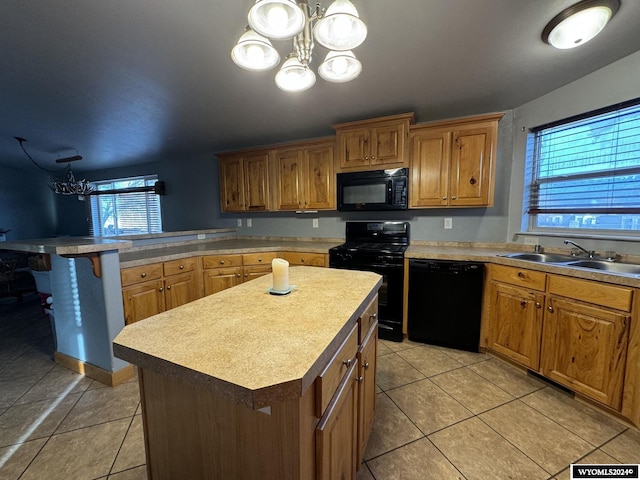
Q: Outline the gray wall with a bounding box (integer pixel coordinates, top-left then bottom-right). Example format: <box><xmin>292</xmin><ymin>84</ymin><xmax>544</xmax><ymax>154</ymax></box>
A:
<box><xmin>0</xmin><ymin>165</ymin><xmax>56</xmax><ymax>241</ymax></box>
<box><xmin>508</xmin><ymin>50</ymin><xmax>640</xmax><ymax>255</ymax></box>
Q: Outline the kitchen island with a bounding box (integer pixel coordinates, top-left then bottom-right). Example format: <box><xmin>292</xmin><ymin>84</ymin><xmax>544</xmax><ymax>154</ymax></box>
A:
<box><xmin>113</xmin><ymin>266</ymin><xmax>381</xmax><ymax>480</ymax></box>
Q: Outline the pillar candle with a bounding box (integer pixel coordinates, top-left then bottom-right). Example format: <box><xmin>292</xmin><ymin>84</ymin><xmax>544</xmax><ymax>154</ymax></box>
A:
<box><xmin>272</xmin><ymin>258</ymin><xmax>290</xmax><ymax>292</ymax></box>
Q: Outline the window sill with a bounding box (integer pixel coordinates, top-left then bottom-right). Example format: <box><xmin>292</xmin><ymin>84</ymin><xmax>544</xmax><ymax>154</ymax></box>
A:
<box><xmin>516</xmin><ymin>231</ymin><xmax>640</xmax><ymax>243</ymax></box>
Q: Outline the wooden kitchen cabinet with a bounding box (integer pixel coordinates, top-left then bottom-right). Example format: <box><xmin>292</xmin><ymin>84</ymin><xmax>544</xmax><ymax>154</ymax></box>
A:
<box><xmin>333</xmin><ymin>113</ymin><xmax>415</xmax><ymax>172</ymax></box>
<box><xmin>202</xmin><ymin>252</ymin><xmax>276</xmax><ymax>296</ymax></box>
<box><xmin>121</xmin><ymin>258</ymin><xmax>202</xmax><ymax>324</ymax></box>
<box><xmin>409</xmin><ymin>113</ymin><xmax>503</xmax><ymax>208</ymax></box>
<box><xmin>274</xmin><ymin>139</ymin><xmax>335</xmax><ymax>211</ymax></box>
<box><xmin>485</xmin><ymin>264</ymin><xmax>632</xmax><ymax>410</ymax></box>
<box><xmin>357</xmin><ymin>321</ymin><xmax>377</xmax><ymax>467</ymax></box>
<box><xmin>219</xmin><ymin>151</ymin><xmax>271</xmax><ymax>212</ymax></box>
<box><xmin>487</xmin><ymin>265</ymin><xmax>546</xmax><ymax>370</ymax></box>
<box><xmin>282</xmin><ymin>251</ymin><xmax>328</xmax><ymax>267</ymax></box>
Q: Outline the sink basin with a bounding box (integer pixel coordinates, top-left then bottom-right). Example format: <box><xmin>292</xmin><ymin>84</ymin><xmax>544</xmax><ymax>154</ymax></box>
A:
<box><xmin>502</xmin><ymin>252</ymin><xmax>577</xmax><ymax>263</ymax></box>
<box><xmin>565</xmin><ymin>260</ymin><xmax>640</xmax><ymax>275</ymax></box>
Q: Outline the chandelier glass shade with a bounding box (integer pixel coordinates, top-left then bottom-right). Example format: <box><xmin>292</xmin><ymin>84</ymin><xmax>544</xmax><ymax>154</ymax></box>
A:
<box><xmin>232</xmin><ymin>0</ymin><xmax>366</xmax><ymax>92</ymax></box>
<box><xmin>542</xmin><ymin>0</ymin><xmax>619</xmax><ymax>49</ymax></box>
<box><xmin>231</xmin><ymin>30</ymin><xmax>280</xmax><ymax>71</ymax></box>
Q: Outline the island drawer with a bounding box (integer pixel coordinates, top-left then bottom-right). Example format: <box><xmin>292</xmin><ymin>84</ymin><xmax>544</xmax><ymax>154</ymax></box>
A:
<box><xmin>121</xmin><ymin>263</ymin><xmax>163</xmax><ymax>287</ymax></box>
<box><xmin>243</xmin><ymin>252</ymin><xmax>277</xmax><ymax>266</ymax></box>
<box><xmin>202</xmin><ymin>254</ymin><xmax>243</xmax><ymax>269</ymax></box>
<box><xmin>315</xmin><ymin>323</ymin><xmax>358</xmax><ymax>417</ymax></box>
<box><xmin>491</xmin><ymin>264</ymin><xmax>546</xmax><ymax>291</ymax></box>
<box><xmin>358</xmin><ymin>297</ymin><xmax>378</xmax><ymax>343</ymax></box>
<box><xmin>548</xmin><ymin>275</ymin><xmax>633</xmax><ymax>312</ymax></box>
<box><xmin>281</xmin><ymin>251</ymin><xmax>327</xmax><ymax>267</ymax></box>
<box><xmin>163</xmin><ymin>257</ymin><xmax>198</xmax><ymax>276</ymax></box>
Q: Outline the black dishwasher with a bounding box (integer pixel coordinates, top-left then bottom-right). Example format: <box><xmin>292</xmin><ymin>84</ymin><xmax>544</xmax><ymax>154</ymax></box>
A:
<box><xmin>407</xmin><ymin>259</ymin><xmax>484</xmax><ymax>352</ymax></box>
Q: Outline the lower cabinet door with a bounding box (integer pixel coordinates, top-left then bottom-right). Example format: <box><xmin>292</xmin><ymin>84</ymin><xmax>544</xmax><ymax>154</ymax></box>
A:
<box><xmin>357</xmin><ymin>322</ymin><xmax>378</xmax><ymax>467</ymax></box>
<box><xmin>164</xmin><ymin>272</ymin><xmax>199</xmax><ymax>310</ymax></box>
<box><xmin>203</xmin><ymin>267</ymin><xmax>243</xmax><ymax>296</ymax></box>
<box><xmin>540</xmin><ymin>296</ymin><xmax>629</xmax><ymax>409</ymax></box>
<box><xmin>122</xmin><ymin>280</ymin><xmax>165</xmax><ymax>325</ymax></box>
<box><xmin>316</xmin><ymin>361</ymin><xmax>358</xmax><ymax>480</ymax></box>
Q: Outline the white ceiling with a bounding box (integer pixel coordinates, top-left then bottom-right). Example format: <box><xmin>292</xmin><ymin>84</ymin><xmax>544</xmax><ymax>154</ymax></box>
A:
<box><xmin>2</xmin><ymin>0</ymin><xmax>640</xmax><ymax>172</ymax></box>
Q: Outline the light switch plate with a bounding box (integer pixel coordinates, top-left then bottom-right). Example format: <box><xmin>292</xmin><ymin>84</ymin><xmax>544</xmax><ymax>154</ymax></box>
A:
<box><xmin>312</xmin><ymin>218</ymin><xmax>319</xmax><ymax>228</ymax></box>
<box><xmin>444</xmin><ymin>218</ymin><xmax>453</xmax><ymax>229</ymax></box>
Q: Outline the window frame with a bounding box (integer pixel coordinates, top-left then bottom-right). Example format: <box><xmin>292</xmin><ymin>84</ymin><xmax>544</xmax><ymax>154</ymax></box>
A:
<box><xmin>524</xmin><ymin>97</ymin><xmax>640</xmax><ymax>236</ymax></box>
<box><xmin>88</xmin><ymin>174</ymin><xmax>163</xmax><ymax>237</ymax></box>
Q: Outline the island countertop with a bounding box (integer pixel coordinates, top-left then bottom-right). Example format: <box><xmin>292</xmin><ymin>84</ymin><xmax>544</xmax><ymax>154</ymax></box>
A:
<box><xmin>113</xmin><ymin>266</ymin><xmax>381</xmax><ymax>409</ymax></box>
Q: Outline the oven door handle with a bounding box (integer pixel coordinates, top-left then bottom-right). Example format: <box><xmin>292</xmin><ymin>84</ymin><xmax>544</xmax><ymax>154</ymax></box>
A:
<box><xmin>387</xmin><ymin>180</ymin><xmax>393</xmax><ymax>204</ymax></box>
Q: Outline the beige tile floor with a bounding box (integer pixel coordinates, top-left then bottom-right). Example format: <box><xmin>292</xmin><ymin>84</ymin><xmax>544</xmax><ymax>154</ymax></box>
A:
<box><xmin>2</xmin><ymin>294</ymin><xmax>640</xmax><ymax>480</ymax></box>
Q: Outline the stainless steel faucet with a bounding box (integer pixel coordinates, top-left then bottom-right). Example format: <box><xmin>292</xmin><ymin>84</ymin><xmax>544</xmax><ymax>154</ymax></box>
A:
<box><xmin>563</xmin><ymin>240</ymin><xmax>595</xmax><ymax>258</ymax></box>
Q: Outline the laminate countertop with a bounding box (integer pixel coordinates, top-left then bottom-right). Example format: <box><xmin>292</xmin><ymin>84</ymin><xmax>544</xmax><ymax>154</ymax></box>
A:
<box><xmin>113</xmin><ymin>266</ymin><xmax>381</xmax><ymax>410</ymax></box>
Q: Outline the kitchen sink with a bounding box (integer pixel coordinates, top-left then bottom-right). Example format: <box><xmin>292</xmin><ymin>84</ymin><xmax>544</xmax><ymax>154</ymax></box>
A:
<box><xmin>501</xmin><ymin>252</ymin><xmax>577</xmax><ymax>263</ymax></box>
<box><xmin>565</xmin><ymin>260</ymin><xmax>640</xmax><ymax>275</ymax></box>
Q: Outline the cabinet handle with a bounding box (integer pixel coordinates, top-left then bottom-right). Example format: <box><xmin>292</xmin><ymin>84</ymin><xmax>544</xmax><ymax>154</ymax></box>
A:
<box><xmin>370</xmin><ymin>313</ymin><xmax>377</xmax><ymax>320</ymax></box>
<box><xmin>220</xmin><ymin>260</ymin><xmax>225</xmax><ymax>265</ymax></box>
<box><xmin>141</xmin><ymin>272</ymin><xmax>147</xmax><ymax>278</ymax></box>
<box><xmin>356</xmin><ymin>376</ymin><xmax>364</xmax><ymax>383</ymax></box>
<box><xmin>451</xmin><ymin>195</ymin><xmax>457</xmax><ymax>200</ymax></box>
<box><xmin>371</xmin><ymin>155</ymin><xmax>376</xmax><ymax>160</ymax></box>
<box><xmin>301</xmin><ymin>258</ymin><xmax>305</xmax><ymax>263</ymax></box>
<box><xmin>517</xmin><ymin>272</ymin><xmax>527</xmax><ymax>279</ymax></box>
<box><xmin>244</xmin><ymin>273</ymin><xmax>248</xmax><ymax>277</ymax></box>
<box><xmin>535</xmin><ymin>302</ymin><xmax>541</xmax><ymax>309</ymax></box>
<box><xmin>236</xmin><ymin>273</ymin><xmax>241</xmax><ymax>278</ymax></box>
<box><xmin>343</xmin><ymin>359</ymin><xmax>352</xmax><ymax>368</ymax></box>
<box><xmin>167</xmin><ymin>285</ymin><xmax>171</xmax><ymax>290</ymax></box>
<box><xmin>364</xmin><ymin>156</ymin><xmax>369</xmax><ymax>160</ymax></box>
<box><xmin>547</xmin><ymin>306</ymin><xmax>554</xmax><ymax>313</ymax></box>
<box><xmin>159</xmin><ymin>287</ymin><xmax>164</xmax><ymax>292</ymax></box>
<box><xmin>442</xmin><ymin>196</ymin><xmax>447</xmax><ymax>200</ymax></box>
<box><xmin>258</xmin><ymin>258</ymin><xmax>262</xmax><ymax>262</ymax></box>
<box><xmin>179</xmin><ymin>265</ymin><xmax>184</xmax><ymax>270</ymax></box>
<box><xmin>363</xmin><ymin>362</ymin><xmax>370</xmax><ymax>370</ymax></box>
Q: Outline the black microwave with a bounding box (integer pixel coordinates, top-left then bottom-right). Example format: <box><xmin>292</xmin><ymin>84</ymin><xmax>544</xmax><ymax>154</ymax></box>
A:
<box><xmin>337</xmin><ymin>168</ymin><xmax>408</xmax><ymax>211</ymax></box>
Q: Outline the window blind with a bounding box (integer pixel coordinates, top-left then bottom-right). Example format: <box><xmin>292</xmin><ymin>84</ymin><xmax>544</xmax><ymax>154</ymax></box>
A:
<box><xmin>526</xmin><ymin>99</ymin><xmax>640</xmax><ymax>219</ymax></box>
<box><xmin>89</xmin><ymin>175</ymin><xmax>162</xmax><ymax>236</ymax></box>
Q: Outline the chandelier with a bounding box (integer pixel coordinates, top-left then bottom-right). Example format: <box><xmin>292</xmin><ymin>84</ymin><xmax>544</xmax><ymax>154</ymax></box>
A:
<box><xmin>231</xmin><ymin>0</ymin><xmax>367</xmax><ymax>92</ymax></box>
<box><xmin>15</xmin><ymin>137</ymin><xmax>96</xmax><ymax>196</ymax></box>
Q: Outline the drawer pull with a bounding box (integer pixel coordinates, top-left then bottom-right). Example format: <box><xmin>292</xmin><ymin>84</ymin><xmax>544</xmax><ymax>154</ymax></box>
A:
<box><xmin>363</xmin><ymin>362</ymin><xmax>370</xmax><ymax>370</ymax></box>
<box><xmin>258</xmin><ymin>258</ymin><xmax>263</xmax><ymax>262</ymax></box>
<box><xmin>342</xmin><ymin>359</ymin><xmax>352</xmax><ymax>368</ymax></box>
<box><xmin>356</xmin><ymin>376</ymin><xmax>364</xmax><ymax>383</ymax></box>
<box><xmin>236</xmin><ymin>273</ymin><xmax>241</xmax><ymax>278</ymax></box>
<box><xmin>220</xmin><ymin>260</ymin><xmax>225</xmax><ymax>265</ymax></box>
<box><xmin>517</xmin><ymin>272</ymin><xmax>526</xmax><ymax>278</ymax></box>
<box><xmin>179</xmin><ymin>265</ymin><xmax>184</xmax><ymax>270</ymax></box>
<box><xmin>244</xmin><ymin>273</ymin><xmax>248</xmax><ymax>277</ymax></box>
<box><xmin>370</xmin><ymin>313</ymin><xmax>377</xmax><ymax>320</ymax></box>
<box><xmin>301</xmin><ymin>258</ymin><xmax>305</xmax><ymax>263</ymax></box>
<box><xmin>141</xmin><ymin>272</ymin><xmax>147</xmax><ymax>278</ymax></box>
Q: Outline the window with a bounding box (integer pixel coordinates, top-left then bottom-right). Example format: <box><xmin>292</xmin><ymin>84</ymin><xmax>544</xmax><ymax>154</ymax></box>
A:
<box><xmin>89</xmin><ymin>175</ymin><xmax>162</xmax><ymax>236</ymax></box>
<box><xmin>525</xmin><ymin>98</ymin><xmax>640</xmax><ymax>233</ymax></box>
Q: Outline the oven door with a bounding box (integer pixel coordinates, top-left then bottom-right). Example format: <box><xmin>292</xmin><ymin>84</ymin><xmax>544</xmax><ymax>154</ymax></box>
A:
<box><xmin>330</xmin><ymin>258</ymin><xmax>404</xmax><ymax>341</ymax></box>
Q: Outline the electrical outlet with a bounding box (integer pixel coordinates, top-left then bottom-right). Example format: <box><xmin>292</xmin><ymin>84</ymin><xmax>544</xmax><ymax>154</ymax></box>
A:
<box><xmin>247</xmin><ymin>219</ymin><xmax>252</xmax><ymax>228</ymax></box>
<box><xmin>312</xmin><ymin>218</ymin><xmax>319</xmax><ymax>228</ymax></box>
<box><xmin>197</xmin><ymin>233</ymin><xmax>205</xmax><ymax>240</ymax></box>
<box><xmin>444</xmin><ymin>218</ymin><xmax>453</xmax><ymax>229</ymax></box>
<box><xmin>237</xmin><ymin>219</ymin><xmax>242</xmax><ymax>227</ymax></box>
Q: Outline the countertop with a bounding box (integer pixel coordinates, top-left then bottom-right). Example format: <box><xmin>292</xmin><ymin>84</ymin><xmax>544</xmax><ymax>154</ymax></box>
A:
<box><xmin>0</xmin><ymin>237</ymin><xmax>133</xmax><ymax>254</ymax></box>
<box><xmin>113</xmin><ymin>266</ymin><xmax>382</xmax><ymax>410</ymax></box>
<box><xmin>118</xmin><ymin>238</ymin><xmax>342</xmax><ymax>267</ymax></box>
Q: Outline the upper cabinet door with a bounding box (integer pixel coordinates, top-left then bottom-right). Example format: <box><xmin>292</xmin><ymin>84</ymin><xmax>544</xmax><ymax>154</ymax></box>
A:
<box><xmin>244</xmin><ymin>152</ymin><xmax>271</xmax><ymax>211</ymax></box>
<box><xmin>304</xmin><ymin>143</ymin><xmax>335</xmax><ymax>210</ymax></box>
<box><xmin>450</xmin><ymin>124</ymin><xmax>495</xmax><ymax>207</ymax></box>
<box><xmin>370</xmin><ymin>123</ymin><xmax>406</xmax><ymax>167</ymax></box>
<box><xmin>409</xmin><ymin>130</ymin><xmax>451</xmax><ymax>207</ymax></box>
<box><xmin>219</xmin><ymin>155</ymin><xmax>245</xmax><ymax>212</ymax></box>
<box><xmin>338</xmin><ymin>128</ymin><xmax>370</xmax><ymax>170</ymax></box>
<box><xmin>275</xmin><ymin>148</ymin><xmax>304</xmax><ymax>210</ymax></box>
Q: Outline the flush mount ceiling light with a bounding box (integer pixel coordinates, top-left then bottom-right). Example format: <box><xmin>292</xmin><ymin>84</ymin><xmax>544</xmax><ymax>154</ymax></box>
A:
<box><xmin>231</xmin><ymin>0</ymin><xmax>367</xmax><ymax>92</ymax></box>
<box><xmin>542</xmin><ymin>0</ymin><xmax>620</xmax><ymax>49</ymax></box>
<box><xmin>15</xmin><ymin>137</ymin><xmax>95</xmax><ymax>196</ymax></box>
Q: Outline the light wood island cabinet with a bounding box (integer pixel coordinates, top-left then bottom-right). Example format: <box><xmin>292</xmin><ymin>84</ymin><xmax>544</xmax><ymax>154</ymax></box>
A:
<box><xmin>113</xmin><ymin>267</ymin><xmax>382</xmax><ymax>480</ymax></box>
<box><xmin>333</xmin><ymin>113</ymin><xmax>415</xmax><ymax>172</ymax></box>
<box><xmin>409</xmin><ymin>113</ymin><xmax>503</xmax><ymax>208</ymax></box>
<box><xmin>484</xmin><ymin>264</ymin><xmax>632</xmax><ymax>410</ymax></box>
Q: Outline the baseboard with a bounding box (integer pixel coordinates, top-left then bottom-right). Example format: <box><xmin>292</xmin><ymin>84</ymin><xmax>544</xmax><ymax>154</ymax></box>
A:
<box><xmin>54</xmin><ymin>351</ymin><xmax>136</xmax><ymax>387</ymax></box>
